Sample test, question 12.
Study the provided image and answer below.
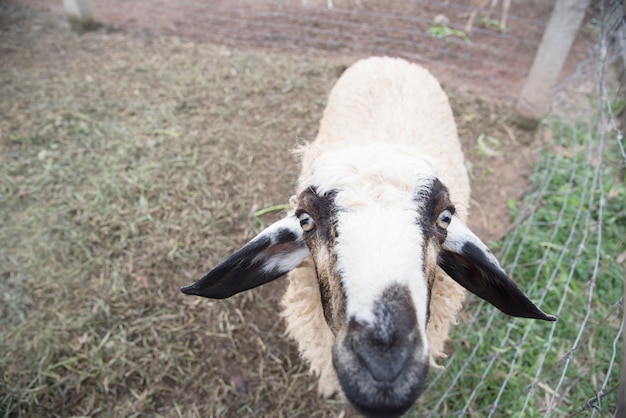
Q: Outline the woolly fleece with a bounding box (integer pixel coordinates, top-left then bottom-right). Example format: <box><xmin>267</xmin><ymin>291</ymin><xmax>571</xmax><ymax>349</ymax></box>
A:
<box><xmin>281</xmin><ymin>57</ymin><xmax>469</xmax><ymax>398</ymax></box>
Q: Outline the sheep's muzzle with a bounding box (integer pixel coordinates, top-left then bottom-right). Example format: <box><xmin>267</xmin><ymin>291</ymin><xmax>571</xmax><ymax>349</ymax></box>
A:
<box><xmin>332</xmin><ymin>286</ymin><xmax>429</xmax><ymax>418</ymax></box>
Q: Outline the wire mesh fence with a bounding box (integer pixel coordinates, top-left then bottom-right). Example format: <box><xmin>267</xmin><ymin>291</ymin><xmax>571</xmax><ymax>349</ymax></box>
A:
<box><xmin>421</xmin><ymin>1</ymin><xmax>625</xmax><ymax>415</ymax></box>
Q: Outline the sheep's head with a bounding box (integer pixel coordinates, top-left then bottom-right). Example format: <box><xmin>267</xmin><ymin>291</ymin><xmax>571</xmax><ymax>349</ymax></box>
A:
<box><xmin>181</xmin><ymin>147</ymin><xmax>556</xmax><ymax>418</ymax></box>
<box><xmin>293</xmin><ymin>185</ymin><xmax>431</xmax><ymax>418</ymax></box>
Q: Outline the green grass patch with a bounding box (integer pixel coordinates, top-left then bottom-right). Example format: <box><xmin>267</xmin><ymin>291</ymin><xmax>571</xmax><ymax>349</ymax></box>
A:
<box><xmin>427</xmin><ymin>24</ymin><xmax>470</xmax><ymax>43</ymax></box>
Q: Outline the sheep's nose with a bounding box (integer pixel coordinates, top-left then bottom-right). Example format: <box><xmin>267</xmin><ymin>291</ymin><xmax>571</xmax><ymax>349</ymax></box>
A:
<box><xmin>352</xmin><ymin>329</ymin><xmax>409</xmax><ymax>384</ymax></box>
<box><xmin>348</xmin><ymin>287</ymin><xmax>421</xmax><ymax>385</ymax></box>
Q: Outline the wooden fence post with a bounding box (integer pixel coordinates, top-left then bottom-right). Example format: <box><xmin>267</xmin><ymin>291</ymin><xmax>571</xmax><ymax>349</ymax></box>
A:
<box><xmin>63</xmin><ymin>0</ymin><xmax>96</xmax><ymax>33</ymax></box>
<box><xmin>514</xmin><ymin>0</ymin><xmax>592</xmax><ymax>129</ymax></box>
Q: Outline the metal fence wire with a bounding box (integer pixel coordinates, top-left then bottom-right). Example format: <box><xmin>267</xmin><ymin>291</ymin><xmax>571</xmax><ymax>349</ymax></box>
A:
<box><xmin>422</xmin><ymin>1</ymin><xmax>625</xmax><ymax>416</ymax></box>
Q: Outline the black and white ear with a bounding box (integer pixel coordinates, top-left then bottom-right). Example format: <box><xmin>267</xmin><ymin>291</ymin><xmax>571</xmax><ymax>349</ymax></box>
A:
<box><xmin>437</xmin><ymin>216</ymin><xmax>556</xmax><ymax>322</ymax></box>
<box><xmin>181</xmin><ymin>216</ymin><xmax>310</xmax><ymax>299</ymax></box>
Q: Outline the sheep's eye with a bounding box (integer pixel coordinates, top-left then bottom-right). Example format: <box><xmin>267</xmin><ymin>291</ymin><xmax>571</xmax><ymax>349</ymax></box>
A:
<box><xmin>437</xmin><ymin>209</ymin><xmax>453</xmax><ymax>230</ymax></box>
<box><xmin>298</xmin><ymin>212</ymin><xmax>316</xmax><ymax>233</ymax></box>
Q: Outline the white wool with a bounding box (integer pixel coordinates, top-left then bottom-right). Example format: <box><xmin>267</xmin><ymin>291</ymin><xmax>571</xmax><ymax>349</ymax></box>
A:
<box><xmin>335</xmin><ymin>205</ymin><xmax>430</xmax><ymax>337</ymax></box>
<box><xmin>282</xmin><ymin>57</ymin><xmax>470</xmax><ymax>397</ymax></box>
<box><xmin>298</xmin><ymin>142</ymin><xmax>439</xmax><ymax>199</ymax></box>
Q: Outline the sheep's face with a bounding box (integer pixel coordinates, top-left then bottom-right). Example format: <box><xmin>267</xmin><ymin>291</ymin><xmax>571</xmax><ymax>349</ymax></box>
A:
<box><xmin>293</xmin><ymin>181</ymin><xmax>451</xmax><ymax>417</ymax></box>
<box><xmin>181</xmin><ymin>156</ymin><xmax>555</xmax><ymax>418</ymax></box>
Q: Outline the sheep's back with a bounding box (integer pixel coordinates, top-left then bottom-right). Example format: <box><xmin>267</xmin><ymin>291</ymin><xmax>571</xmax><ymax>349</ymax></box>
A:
<box><xmin>305</xmin><ymin>57</ymin><xmax>470</xmax><ymax>219</ymax></box>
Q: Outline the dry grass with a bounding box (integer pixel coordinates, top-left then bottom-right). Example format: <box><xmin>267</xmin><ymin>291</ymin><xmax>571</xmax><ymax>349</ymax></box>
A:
<box><xmin>0</xmin><ymin>6</ymin><xmax>536</xmax><ymax>417</ymax></box>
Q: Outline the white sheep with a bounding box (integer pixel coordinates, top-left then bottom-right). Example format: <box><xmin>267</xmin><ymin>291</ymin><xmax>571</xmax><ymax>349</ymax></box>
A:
<box><xmin>181</xmin><ymin>57</ymin><xmax>555</xmax><ymax>418</ymax></box>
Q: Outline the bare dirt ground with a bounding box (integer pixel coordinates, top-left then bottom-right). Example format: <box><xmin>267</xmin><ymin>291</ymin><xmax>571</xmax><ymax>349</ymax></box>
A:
<box><xmin>7</xmin><ymin>0</ymin><xmax>597</xmax><ymax>242</ymax></box>
<box><xmin>12</xmin><ymin>0</ymin><xmax>596</xmax><ymax>104</ymax></box>
<box><xmin>0</xmin><ymin>1</ymin><xmax>597</xmax><ymax>417</ymax></box>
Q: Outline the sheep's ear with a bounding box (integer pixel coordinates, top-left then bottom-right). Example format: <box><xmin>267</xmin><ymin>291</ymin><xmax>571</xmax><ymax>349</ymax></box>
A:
<box><xmin>181</xmin><ymin>216</ymin><xmax>309</xmax><ymax>299</ymax></box>
<box><xmin>437</xmin><ymin>217</ymin><xmax>556</xmax><ymax>322</ymax></box>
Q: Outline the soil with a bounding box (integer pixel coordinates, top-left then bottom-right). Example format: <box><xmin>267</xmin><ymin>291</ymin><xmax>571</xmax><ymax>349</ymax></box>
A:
<box><xmin>6</xmin><ymin>0</ymin><xmax>597</xmax><ymax>242</ymax></box>
<box><xmin>5</xmin><ymin>0</ymin><xmax>599</xmax><ymax>244</ymax></box>
<box><xmin>12</xmin><ymin>0</ymin><xmax>596</xmax><ymax>105</ymax></box>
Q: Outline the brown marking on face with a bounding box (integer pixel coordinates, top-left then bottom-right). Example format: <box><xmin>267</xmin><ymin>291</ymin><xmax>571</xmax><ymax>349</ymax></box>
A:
<box><xmin>295</xmin><ymin>187</ymin><xmax>345</xmax><ymax>334</ymax></box>
<box><xmin>417</xmin><ymin>178</ymin><xmax>455</xmax><ymax>245</ymax></box>
<box><xmin>415</xmin><ymin>178</ymin><xmax>456</xmax><ymax>322</ymax></box>
<box><xmin>314</xmin><ymin>247</ymin><xmax>346</xmax><ymax>333</ymax></box>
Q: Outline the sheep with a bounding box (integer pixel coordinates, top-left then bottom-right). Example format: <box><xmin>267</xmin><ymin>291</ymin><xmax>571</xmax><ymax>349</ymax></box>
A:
<box><xmin>181</xmin><ymin>56</ymin><xmax>556</xmax><ymax>418</ymax></box>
